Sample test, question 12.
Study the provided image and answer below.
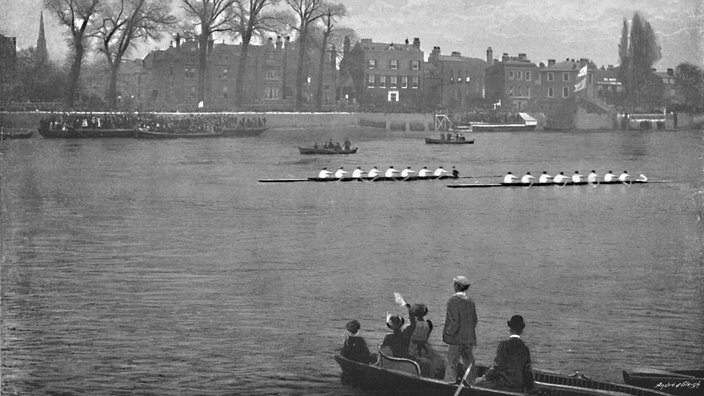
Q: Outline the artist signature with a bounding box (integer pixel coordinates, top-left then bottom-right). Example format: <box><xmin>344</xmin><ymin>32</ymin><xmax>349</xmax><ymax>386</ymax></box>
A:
<box><xmin>655</xmin><ymin>381</ymin><xmax>701</xmax><ymax>390</ymax></box>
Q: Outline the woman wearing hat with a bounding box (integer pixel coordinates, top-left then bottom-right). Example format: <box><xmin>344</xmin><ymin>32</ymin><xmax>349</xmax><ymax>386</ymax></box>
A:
<box><xmin>473</xmin><ymin>315</ymin><xmax>538</xmax><ymax>394</ymax></box>
<box><xmin>408</xmin><ymin>304</ymin><xmax>446</xmax><ymax>380</ymax></box>
<box><xmin>380</xmin><ymin>314</ymin><xmax>414</xmax><ymax>360</ymax></box>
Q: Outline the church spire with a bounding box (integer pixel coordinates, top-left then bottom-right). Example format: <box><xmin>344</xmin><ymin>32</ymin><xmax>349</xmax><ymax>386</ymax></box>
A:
<box><xmin>35</xmin><ymin>11</ymin><xmax>48</xmax><ymax>66</ymax></box>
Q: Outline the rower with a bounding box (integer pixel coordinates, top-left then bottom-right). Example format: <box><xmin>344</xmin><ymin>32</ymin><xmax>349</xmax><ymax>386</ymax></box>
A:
<box><xmin>637</xmin><ymin>173</ymin><xmax>647</xmax><ymax>182</ymax></box>
<box><xmin>503</xmin><ymin>172</ymin><xmax>518</xmax><ymax>183</ymax></box>
<box><xmin>318</xmin><ymin>167</ymin><xmax>333</xmax><ymax>178</ymax></box>
<box><xmin>433</xmin><ymin>166</ymin><xmax>447</xmax><ymax>177</ymax></box>
<box><xmin>604</xmin><ymin>170</ymin><xmax>616</xmax><ymax>182</ymax></box>
<box><xmin>385</xmin><ymin>166</ymin><xmax>399</xmax><ymax>178</ymax></box>
<box><xmin>618</xmin><ymin>170</ymin><xmax>630</xmax><ymax>182</ymax></box>
<box><xmin>334</xmin><ymin>166</ymin><xmax>348</xmax><ymax>178</ymax></box>
<box><xmin>538</xmin><ymin>171</ymin><xmax>552</xmax><ymax>183</ymax></box>
<box><xmin>368</xmin><ymin>166</ymin><xmax>381</xmax><ymax>178</ymax></box>
<box><xmin>351</xmin><ymin>166</ymin><xmax>366</xmax><ymax>179</ymax></box>
<box><xmin>521</xmin><ymin>172</ymin><xmax>534</xmax><ymax>184</ymax></box>
<box><xmin>571</xmin><ymin>171</ymin><xmax>582</xmax><ymax>183</ymax></box>
<box><xmin>418</xmin><ymin>166</ymin><xmax>431</xmax><ymax>177</ymax></box>
<box><xmin>400</xmin><ymin>166</ymin><xmax>415</xmax><ymax>178</ymax></box>
<box><xmin>587</xmin><ymin>170</ymin><xmax>598</xmax><ymax>183</ymax></box>
<box><xmin>553</xmin><ymin>172</ymin><xmax>568</xmax><ymax>183</ymax></box>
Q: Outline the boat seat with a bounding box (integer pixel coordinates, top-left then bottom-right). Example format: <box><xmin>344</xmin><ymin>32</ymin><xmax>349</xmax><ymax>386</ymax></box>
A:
<box><xmin>378</xmin><ymin>349</ymin><xmax>421</xmax><ymax>377</ymax></box>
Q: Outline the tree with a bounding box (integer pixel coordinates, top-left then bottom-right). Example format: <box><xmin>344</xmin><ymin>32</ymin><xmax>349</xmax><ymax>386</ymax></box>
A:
<box><xmin>617</xmin><ymin>18</ymin><xmax>630</xmax><ymax>101</ymax></box>
<box><xmin>229</xmin><ymin>0</ymin><xmax>290</xmax><ymax>106</ymax></box>
<box><xmin>44</xmin><ymin>0</ymin><xmax>102</xmax><ymax>108</ymax></box>
<box><xmin>676</xmin><ymin>63</ymin><xmax>704</xmax><ymax>110</ymax></box>
<box><xmin>96</xmin><ymin>0</ymin><xmax>175</xmax><ymax>108</ymax></box>
<box><xmin>286</xmin><ymin>0</ymin><xmax>326</xmax><ymax>110</ymax></box>
<box><xmin>14</xmin><ymin>47</ymin><xmax>67</xmax><ymax>102</ymax></box>
<box><xmin>181</xmin><ymin>0</ymin><xmax>237</xmax><ymax>106</ymax></box>
<box><xmin>312</xmin><ymin>2</ymin><xmax>344</xmax><ymax>110</ymax></box>
<box><xmin>617</xmin><ymin>12</ymin><xmax>662</xmax><ymax>108</ymax></box>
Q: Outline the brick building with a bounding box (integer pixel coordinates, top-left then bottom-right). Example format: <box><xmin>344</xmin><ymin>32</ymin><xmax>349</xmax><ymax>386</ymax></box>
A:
<box><xmin>0</xmin><ymin>34</ymin><xmax>17</xmax><ymax>99</ymax></box>
<box><xmin>425</xmin><ymin>46</ymin><xmax>487</xmax><ymax>110</ymax></box>
<box><xmin>344</xmin><ymin>37</ymin><xmax>424</xmax><ymax>110</ymax></box>
<box><xmin>484</xmin><ymin>50</ymin><xmax>540</xmax><ymax>111</ymax></box>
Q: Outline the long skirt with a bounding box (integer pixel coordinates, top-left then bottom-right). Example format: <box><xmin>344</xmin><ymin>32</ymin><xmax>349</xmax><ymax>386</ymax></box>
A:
<box><xmin>410</xmin><ymin>341</ymin><xmax>445</xmax><ymax>380</ymax></box>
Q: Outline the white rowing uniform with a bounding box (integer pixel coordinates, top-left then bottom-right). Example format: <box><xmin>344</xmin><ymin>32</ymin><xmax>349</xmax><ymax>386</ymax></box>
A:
<box><xmin>368</xmin><ymin>167</ymin><xmax>380</xmax><ymax>178</ymax></box>
<box><xmin>604</xmin><ymin>172</ymin><xmax>615</xmax><ymax>182</ymax></box>
<box><xmin>587</xmin><ymin>172</ymin><xmax>598</xmax><ymax>183</ymax></box>
<box><xmin>418</xmin><ymin>168</ymin><xmax>430</xmax><ymax>177</ymax></box>
<box><xmin>385</xmin><ymin>167</ymin><xmax>399</xmax><ymax>177</ymax></box>
<box><xmin>401</xmin><ymin>168</ymin><xmax>415</xmax><ymax>177</ymax></box>
<box><xmin>334</xmin><ymin>168</ymin><xmax>348</xmax><ymax>178</ymax></box>
<box><xmin>521</xmin><ymin>174</ymin><xmax>534</xmax><ymax>183</ymax></box>
<box><xmin>538</xmin><ymin>173</ymin><xmax>552</xmax><ymax>183</ymax></box>
<box><xmin>433</xmin><ymin>167</ymin><xmax>447</xmax><ymax>177</ymax></box>
<box><xmin>571</xmin><ymin>173</ymin><xmax>582</xmax><ymax>183</ymax></box>
<box><xmin>318</xmin><ymin>169</ymin><xmax>333</xmax><ymax>178</ymax></box>
<box><xmin>352</xmin><ymin>168</ymin><xmax>365</xmax><ymax>178</ymax></box>
<box><xmin>553</xmin><ymin>173</ymin><xmax>568</xmax><ymax>183</ymax></box>
<box><xmin>637</xmin><ymin>173</ymin><xmax>648</xmax><ymax>181</ymax></box>
<box><xmin>618</xmin><ymin>172</ymin><xmax>629</xmax><ymax>182</ymax></box>
<box><xmin>503</xmin><ymin>173</ymin><xmax>518</xmax><ymax>183</ymax></box>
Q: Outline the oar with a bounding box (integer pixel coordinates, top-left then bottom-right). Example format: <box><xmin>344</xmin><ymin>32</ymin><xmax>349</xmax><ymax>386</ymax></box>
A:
<box><xmin>453</xmin><ymin>362</ymin><xmax>474</xmax><ymax>396</ymax></box>
<box><xmin>522</xmin><ymin>181</ymin><xmax>534</xmax><ymax>189</ymax></box>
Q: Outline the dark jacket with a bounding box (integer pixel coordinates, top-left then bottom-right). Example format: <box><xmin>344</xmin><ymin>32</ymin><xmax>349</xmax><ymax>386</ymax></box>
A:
<box><xmin>341</xmin><ymin>336</ymin><xmax>374</xmax><ymax>364</ymax></box>
<box><xmin>381</xmin><ymin>328</ymin><xmax>414</xmax><ymax>359</ymax></box>
<box><xmin>442</xmin><ymin>293</ymin><xmax>477</xmax><ymax>346</ymax></box>
<box><xmin>483</xmin><ymin>337</ymin><xmax>536</xmax><ymax>392</ymax></box>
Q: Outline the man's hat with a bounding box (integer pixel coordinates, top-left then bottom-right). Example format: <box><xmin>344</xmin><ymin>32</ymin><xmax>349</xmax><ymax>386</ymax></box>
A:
<box><xmin>507</xmin><ymin>315</ymin><xmax>526</xmax><ymax>331</ymax></box>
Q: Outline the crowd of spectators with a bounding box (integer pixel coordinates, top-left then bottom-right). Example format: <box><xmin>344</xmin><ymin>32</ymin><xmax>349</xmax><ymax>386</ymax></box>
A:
<box><xmin>39</xmin><ymin>112</ymin><xmax>266</xmax><ymax>132</ymax></box>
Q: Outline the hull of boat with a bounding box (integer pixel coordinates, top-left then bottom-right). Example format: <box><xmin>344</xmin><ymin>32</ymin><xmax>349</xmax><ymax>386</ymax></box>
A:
<box><xmin>220</xmin><ymin>127</ymin><xmax>267</xmax><ymax>137</ymax></box>
<box><xmin>425</xmin><ymin>137</ymin><xmax>475</xmax><ymax>144</ymax></box>
<box><xmin>298</xmin><ymin>147</ymin><xmax>358</xmax><ymax>154</ymax></box>
<box><xmin>448</xmin><ymin>180</ymin><xmax>650</xmax><ymax>188</ymax></box>
<box><xmin>623</xmin><ymin>369</ymin><xmax>704</xmax><ymax>396</ymax></box>
<box><xmin>38</xmin><ymin>128</ymin><xmax>135</xmax><ymax>138</ymax></box>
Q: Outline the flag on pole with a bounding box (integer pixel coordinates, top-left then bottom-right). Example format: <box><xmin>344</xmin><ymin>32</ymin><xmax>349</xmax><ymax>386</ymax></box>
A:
<box><xmin>574</xmin><ymin>78</ymin><xmax>587</xmax><ymax>92</ymax></box>
<box><xmin>577</xmin><ymin>65</ymin><xmax>588</xmax><ymax>78</ymax></box>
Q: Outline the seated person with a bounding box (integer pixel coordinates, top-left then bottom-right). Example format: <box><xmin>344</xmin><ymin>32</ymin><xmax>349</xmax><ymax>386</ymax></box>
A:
<box><xmin>474</xmin><ymin>315</ymin><xmax>538</xmax><ymax>394</ymax></box>
<box><xmin>380</xmin><ymin>314</ymin><xmax>413</xmax><ymax>359</ymax></box>
<box><xmin>407</xmin><ymin>304</ymin><xmax>446</xmax><ymax>380</ymax></box>
<box><xmin>340</xmin><ymin>320</ymin><xmax>377</xmax><ymax>364</ymax></box>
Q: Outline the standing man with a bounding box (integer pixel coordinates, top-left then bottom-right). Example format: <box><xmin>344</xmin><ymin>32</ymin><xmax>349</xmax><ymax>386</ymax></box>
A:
<box><xmin>443</xmin><ymin>275</ymin><xmax>478</xmax><ymax>384</ymax></box>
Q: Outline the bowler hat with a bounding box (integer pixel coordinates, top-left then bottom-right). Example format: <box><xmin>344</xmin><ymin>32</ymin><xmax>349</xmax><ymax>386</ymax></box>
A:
<box><xmin>507</xmin><ymin>315</ymin><xmax>526</xmax><ymax>331</ymax></box>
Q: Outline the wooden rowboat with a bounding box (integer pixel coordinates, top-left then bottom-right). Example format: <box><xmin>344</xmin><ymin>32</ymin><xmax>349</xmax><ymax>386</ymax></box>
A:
<box><xmin>298</xmin><ymin>146</ymin><xmax>358</xmax><ymax>154</ymax></box>
<box><xmin>38</xmin><ymin>127</ymin><xmax>135</xmax><ymax>138</ymax></box>
<box><xmin>1</xmin><ymin>129</ymin><xmax>33</xmax><ymax>139</ymax></box>
<box><xmin>623</xmin><ymin>368</ymin><xmax>704</xmax><ymax>395</ymax></box>
<box><xmin>425</xmin><ymin>137</ymin><xmax>475</xmax><ymax>144</ymax></box>
<box><xmin>447</xmin><ymin>180</ymin><xmax>657</xmax><ymax>188</ymax></box>
<box><xmin>336</xmin><ymin>354</ymin><xmax>646</xmax><ymax>396</ymax></box>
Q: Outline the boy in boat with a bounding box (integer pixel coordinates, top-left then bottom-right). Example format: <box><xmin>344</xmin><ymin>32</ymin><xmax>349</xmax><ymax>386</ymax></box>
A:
<box><xmin>474</xmin><ymin>315</ymin><xmax>538</xmax><ymax>395</ymax></box>
<box><xmin>341</xmin><ymin>320</ymin><xmax>377</xmax><ymax>364</ymax></box>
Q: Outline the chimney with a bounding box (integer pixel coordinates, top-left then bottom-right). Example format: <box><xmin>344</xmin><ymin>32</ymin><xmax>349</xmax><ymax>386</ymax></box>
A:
<box><xmin>548</xmin><ymin>59</ymin><xmax>556</xmax><ymax>67</ymax></box>
<box><xmin>413</xmin><ymin>37</ymin><xmax>420</xmax><ymax>49</ymax></box>
<box><xmin>451</xmin><ymin>51</ymin><xmax>461</xmax><ymax>57</ymax></box>
<box><xmin>429</xmin><ymin>46</ymin><xmax>440</xmax><ymax>63</ymax></box>
<box><xmin>502</xmin><ymin>53</ymin><xmax>509</xmax><ymax>63</ymax></box>
<box><xmin>176</xmin><ymin>33</ymin><xmax>181</xmax><ymax>49</ymax></box>
<box><xmin>667</xmin><ymin>68</ymin><xmax>674</xmax><ymax>76</ymax></box>
<box><xmin>486</xmin><ymin>47</ymin><xmax>493</xmax><ymax>65</ymax></box>
<box><xmin>518</xmin><ymin>53</ymin><xmax>526</xmax><ymax>61</ymax></box>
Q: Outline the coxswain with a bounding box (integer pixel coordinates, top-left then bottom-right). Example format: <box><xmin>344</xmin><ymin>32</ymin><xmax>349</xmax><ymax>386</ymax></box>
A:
<box><xmin>451</xmin><ymin>166</ymin><xmax>459</xmax><ymax>178</ymax></box>
<box><xmin>400</xmin><ymin>166</ymin><xmax>415</xmax><ymax>178</ymax></box>
<box><xmin>433</xmin><ymin>166</ymin><xmax>447</xmax><ymax>177</ymax></box>
<box><xmin>368</xmin><ymin>166</ymin><xmax>381</xmax><ymax>178</ymax></box>
<box><xmin>385</xmin><ymin>166</ymin><xmax>399</xmax><ymax>178</ymax></box>
<box><xmin>538</xmin><ymin>171</ymin><xmax>553</xmax><ymax>183</ymax></box>
<box><xmin>418</xmin><ymin>166</ymin><xmax>431</xmax><ymax>177</ymax></box>
<box><xmin>334</xmin><ymin>166</ymin><xmax>348</xmax><ymax>178</ymax></box>
<box><xmin>553</xmin><ymin>172</ymin><xmax>568</xmax><ymax>184</ymax></box>
<box><xmin>352</xmin><ymin>166</ymin><xmax>366</xmax><ymax>179</ymax></box>
<box><xmin>618</xmin><ymin>170</ymin><xmax>630</xmax><ymax>182</ymax></box>
<box><xmin>571</xmin><ymin>171</ymin><xmax>582</xmax><ymax>183</ymax></box>
<box><xmin>503</xmin><ymin>172</ymin><xmax>518</xmax><ymax>183</ymax></box>
<box><xmin>318</xmin><ymin>167</ymin><xmax>333</xmax><ymax>178</ymax></box>
<box><xmin>637</xmin><ymin>173</ymin><xmax>648</xmax><ymax>182</ymax></box>
<box><xmin>587</xmin><ymin>170</ymin><xmax>598</xmax><ymax>183</ymax></box>
<box><xmin>521</xmin><ymin>172</ymin><xmax>534</xmax><ymax>184</ymax></box>
<box><xmin>604</xmin><ymin>170</ymin><xmax>616</xmax><ymax>182</ymax></box>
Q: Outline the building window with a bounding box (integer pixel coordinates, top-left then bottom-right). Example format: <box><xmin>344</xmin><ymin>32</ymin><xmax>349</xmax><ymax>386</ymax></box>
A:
<box><xmin>367</xmin><ymin>74</ymin><xmax>375</xmax><ymax>88</ymax></box>
<box><xmin>379</xmin><ymin>75</ymin><xmax>386</xmax><ymax>89</ymax></box>
<box><xmin>518</xmin><ymin>86</ymin><xmax>523</xmax><ymax>96</ymax></box>
<box><xmin>185</xmin><ymin>67</ymin><xmax>195</xmax><ymax>78</ymax></box>
<box><xmin>518</xmin><ymin>71</ymin><xmax>523</xmax><ymax>80</ymax></box>
<box><xmin>388</xmin><ymin>91</ymin><xmax>399</xmax><ymax>102</ymax></box>
<box><xmin>223</xmin><ymin>86</ymin><xmax>228</xmax><ymax>98</ymax></box>
<box><xmin>509</xmin><ymin>71</ymin><xmax>514</xmax><ymax>80</ymax></box>
<box><xmin>563</xmin><ymin>72</ymin><xmax>569</xmax><ymax>82</ymax></box>
<box><xmin>401</xmin><ymin>76</ymin><xmax>408</xmax><ymax>89</ymax></box>
<box><xmin>266</xmin><ymin>69</ymin><xmax>277</xmax><ymax>80</ymax></box>
<box><xmin>367</xmin><ymin>59</ymin><xmax>376</xmax><ymax>69</ymax></box>
<box><xmin>265</xmin><ymin>87</ymin><xmax>279</xmax><ymax>100</ymax></box>
<box><xmin>588</xmin><ymin>74</ymin><xmax>593</xmax><ymax>84</ymax></box>
<box><xmin>547</xmin><ymin>72</ymin><xmax>554</xmax><ymax>82</ymax></box>
<box><xmin>411</xmin><ymin>76</ymin><xmax>419</xmax><ymax>89</ymax></box>
<box><xmin>525</xmin><ymin>71</ymin><xmax>531</xmax><ymax>81</ymax></box>
<box><xmin>526</xmin><ymin>86</ymin><xmax>531</xmax><ymax>97</ymax></box>
<box><xmin>411</xmin><ymin>60</ymin><xmax>420</xmax><ymax>70</ymax></box>
<box><xmin>548</xmin><ymin>87</ymin><xmax>554</xmax><ymax>97</ymax></box>
<box><xmin>390</xmin><ymin>59</ymin><xmax>398</xmax><ymax>70</ymax></box>
<box><xmin>563</xmin><ymin>86</ymin><xmax>569</xmax><ymax>97</ymax></box>
<box><xmin>390</xmin><ymin>75</ymin><xmax>397</xmax><ymax>88</ymax></box>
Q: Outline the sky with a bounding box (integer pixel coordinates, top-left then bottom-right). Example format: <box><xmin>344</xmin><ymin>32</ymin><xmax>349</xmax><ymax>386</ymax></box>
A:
<box><xmin>1</xmin><ymin>0</ymin><xmax>702</xmax><ymax>69</ymax></box>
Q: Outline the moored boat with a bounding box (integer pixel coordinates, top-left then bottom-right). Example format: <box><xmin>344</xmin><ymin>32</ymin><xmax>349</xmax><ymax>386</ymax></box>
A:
<box><xmin>220</xmin><ymin>127</ymin><xmax>267</xmax><ymax>137</ymax></box>
<box><xmin>425</xmin><ymin>137</ymin><xmax>475</xmax><ymax>145</ymax></box>
<box><xmin>38</xmin><ymin>127</ymin><xmax>135</xmax><ymax>138</ymax></box>
<box><xmin>336</xmin><ymin>354</ymin><xmax>641</xmax><ymax>396</ymax></box>
<box><xmin>623</xmin><ymin>368</ymin><xmax>704</xmax><ymax>396</ymax></box>
<box><xmin>469</xmin><ymin>112</ymin><xmax>538</xmax><ymax>132</ymax></box>
<box><xmin>1</xmin><ymin>129</ymin><xmax>33</xmax><ymax>139</ymax></box>
<box><xmin>298</xmin><ymin>146</ymin><xmax>358</xmax><ymax>154</ymax></box>
<box><xmin>134</xmin><ymin>129</ymin><xmax>223</xmax><ymax>139</ymax></box>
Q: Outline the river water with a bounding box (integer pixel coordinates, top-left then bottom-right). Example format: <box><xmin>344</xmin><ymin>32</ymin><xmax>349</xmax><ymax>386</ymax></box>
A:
<box><xmin>1</xmin><ymin>127</ymin><xmax>703</xmax><ymax>395</ymax></box>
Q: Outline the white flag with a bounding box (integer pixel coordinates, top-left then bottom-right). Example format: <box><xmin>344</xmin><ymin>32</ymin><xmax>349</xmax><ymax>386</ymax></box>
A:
<box><xmin>577</xmin><ymin>65</ymin><xmax>588</xmax><ymax>78</ymax></box>
<box><xmin>574</xmin><ymin>78</ymin><xmax>587</xmax><ymax>92</ymax></box>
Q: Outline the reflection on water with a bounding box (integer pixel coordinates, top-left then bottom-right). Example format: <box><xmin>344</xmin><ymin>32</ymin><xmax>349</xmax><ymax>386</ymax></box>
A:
<box><xmin>1</xmin><ymin>128</ymin><xmax>703</xmax><ymax>395</ymax></box>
